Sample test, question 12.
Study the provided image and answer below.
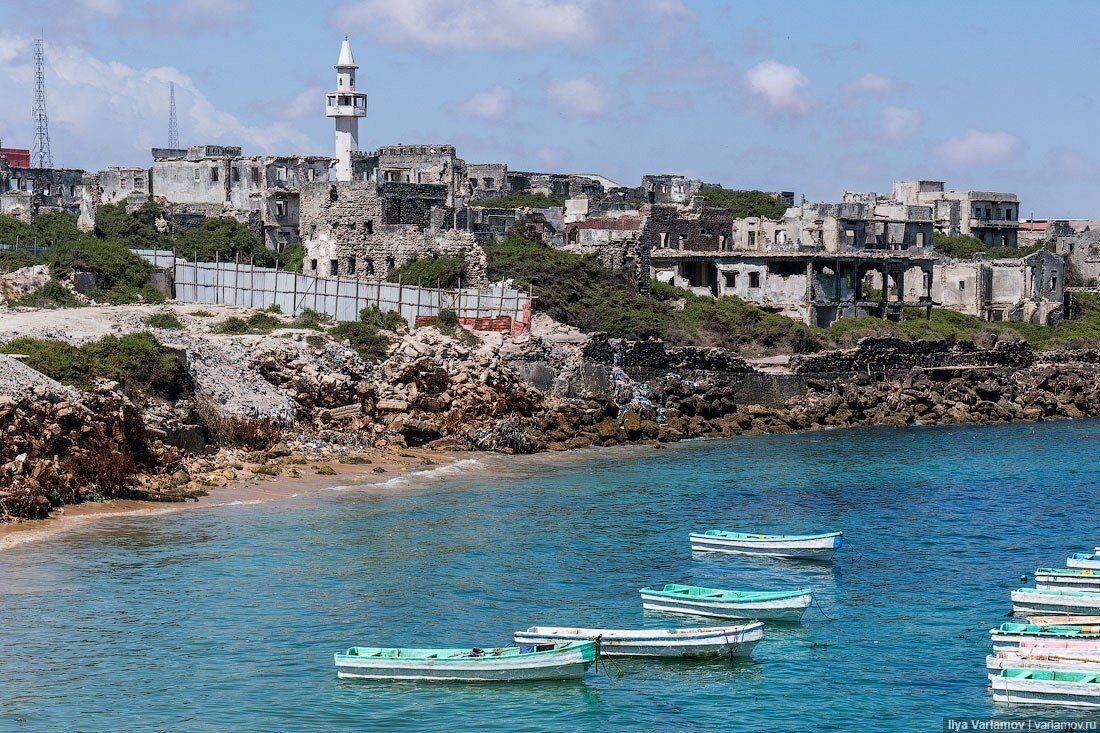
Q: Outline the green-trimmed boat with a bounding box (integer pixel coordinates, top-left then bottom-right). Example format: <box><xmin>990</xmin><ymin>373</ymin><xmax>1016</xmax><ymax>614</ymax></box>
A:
<box><xmin>1036</xmin><ymin>567</ymin><xmax>1100</xmax><ymax>592</ymax></box>
<box><xmin>640</xmin><ymin>583</ymin><xmax>813</xmax><ymax>621</ymax></box>
<box><xmin>334</xmin><ymin>640</ymin><xmax>596</xmax><ymax>681</ymax></box>
<box><xmin>990</xmin><ymin>622</ymin><xmax>1100</xmax><ymax>651</ymax></box>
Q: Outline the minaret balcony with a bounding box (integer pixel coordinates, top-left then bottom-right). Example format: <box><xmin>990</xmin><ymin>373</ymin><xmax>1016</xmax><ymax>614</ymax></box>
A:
<box><xmin>325</xmin><ymin>93</ymin><xmax>367</xmax><ymax>118</ymax></box>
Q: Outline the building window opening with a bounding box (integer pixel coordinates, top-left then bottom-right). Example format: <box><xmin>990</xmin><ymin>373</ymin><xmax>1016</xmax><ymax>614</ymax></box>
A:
<box><xmin>329</xmin><ymin>259</ymin><xmax>339</xmax><ymax>276</ymax></box>
<box><xmin>915</xmin><ymin>232</ymin><xmax>925</xmax><ymax>247</ymax></box>
<box><xmin>275</xmin><ymin>200</ymin><xmax>286</xmax><ymax>217</ymax></box>
<box><xmin>748</xmin><ymin>272</ymin><xmax>760</xmax><ymax>288</ymax></box>
<box><xmin>724</xmin><ymin>272</ymin><xmax>738</xmax><ymax>288</ymax></box>
<box><xmin>307</xmin><ymin>169</ymin><xmax>315</xmax><ymax>182</ymax></box>
<box><xmin>366</xmin><ymin>220</ymin><xmax>374</xmax><ymax>234</ymax></box>
<box><xmin>385</xmin><ymin>257</ymin><xmax>395</xmax><ymax>272</ymax></box>
<box><xmin>252</xmin><ymin>167</ymin><xmax>261</xmax><ymax>183</ymax></box>
<box><xmin>194</xmin><ymin>169</ymin><xmax>200</xmax><ymax>182</ymax></box>
<box><xmin>232</xmin><ymin>167</ymin><xmax>240</xmax><ymax>182</ymax></box>
<box><xmin>277</xmin><ymin>167</ymin><xmax>287</xmax><ymax>182</ymax></box>
<box><xmin>309</xmin><ymin>259</ymin><xmax>317</xmax><ymax>271</ymax></box>
<box><xmin>347</xmin><ymin>258</ymin><xmax>356</xmax><ymax>275</ymax></box>
<box><xmin>677</xmin><ymin>233</ymin><xmax>688</xmax><ymax>249</ymax></box>
<box><xmin>748</xmin><ymin>231</ymin><xmax>756</xmax><ymax>247</ymax></box>
<box><xmin>365</xmin><ymin>259</ymin><xmax>375</xmax><ymax>275</ymax></box>
<box><xmin>958</xmin><ymin>280</ymin><xmax>966</xmax><ymax>291</ymax></box>
<box><xmin>718</xmin><ymin>235</ymin><xmax>727</xmax><ymax>249</ymax></box>
<box><xmin>658</xmin><ymin>232</ymin><xmax>669</xmax><ymax>248</ymax></box>
<box><xmin>211</xmin><ymin>167</ymin><xmax>219</xmax><ymax>182</ymax></box>
<box><xmin>1000</xmin><ymin>234</ymin><xmax>1008</xmax><ymax>247</ymax></box>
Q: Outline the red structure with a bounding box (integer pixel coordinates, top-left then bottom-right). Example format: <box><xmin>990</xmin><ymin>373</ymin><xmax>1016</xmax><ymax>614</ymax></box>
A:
<box><xmin>0</xmin><ymin>148</ymin><xmax>31</xmax><ymax>168</ymax></box>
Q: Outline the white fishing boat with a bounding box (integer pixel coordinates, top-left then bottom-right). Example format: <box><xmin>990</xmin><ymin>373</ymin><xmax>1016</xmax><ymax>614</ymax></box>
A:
<box><xmin>987</xmin><ymin>652</ymin><xmax>1100</xmax><ymax>681</ymax></box>
<box><xmin>990</xmin><ymin>623</ymin><xmax>1100</xmax><ymax>651</ymax></box>
<box><xmin>1036</xmin><ymin>568</ymin><xmax>1100</xmax><ymax>592</ymax></box>
<box><xmin>514</xmin><ymin>621</ymin><xmax>764</xmax><ymax>659</ymax></box>
<box><xmin>992</xmin><ymin>668</ymin><xmax>1100</xmax><ymax>707</ymax></box>
<box><xmin>333</xmin><ymin>641</ymin><xmax>596</xmax><ymax>682</ymax></box>
<box><xmin>1012</xmin><ymin>588</ymin><xmax>1100</xmax><ymax>617</ymax></box>
<box><xmin>689</xmin><ymin>530</ymin><xmax>843</xmax><ymax>561</ymax></box>
<box><xmin>639</xmin><ymin>584</ymin><xmax>813</xmax><ymax>622</ymax></box>
<box><xmin>1067</xmin><ymin>553</ymin><xmax>1100</xmax><ymax>570</ymax></box>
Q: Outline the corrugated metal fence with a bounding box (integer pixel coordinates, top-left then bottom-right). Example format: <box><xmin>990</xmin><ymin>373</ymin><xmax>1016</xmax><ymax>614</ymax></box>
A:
<box><xmin>131</xmin><ymin>250</ymin><xmax>531</xmax><ymax>335</ymax></box>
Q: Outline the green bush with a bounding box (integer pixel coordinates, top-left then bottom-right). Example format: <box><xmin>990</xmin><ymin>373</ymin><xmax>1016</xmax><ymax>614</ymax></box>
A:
<box><xmin>932</xmin><ymin>232</ymin><xmax>1048</xmax><ymax>260</ymax></box>
<box><xmin>386</xmin><ymin>255</ymin><xmax>467</xmax><ymax>287</ymax></box>
<box><xmin>291</xmin><ymin>308</ymin><xmax>330</xmax><ymax>330</ymax></box>
<box><xmin>0</xmin><ymin>250</ymin><xmax>40</xmax><ymax>274</ymax></box>
<box><xmin>143</xmin><ymin>311</ymin><xmax>184</xmax><ymax>330</ymax></box>
<box><xmin>698</xmin><ymin>188</ymin><xmax>789</xmax><ymax>219</ymax></box>
<box><xmin>328</xmin><ymin>321</ymin><xmax>391</xmax><ymax>362</ymax></box>
<box><xmin>468</xmin><ymin>192</ymin><xmax>565</xmax><ymax>208</ymax></box>
<box><xmin>8</xmin><ymin>279</ymin><xmax>83</xmax><ymax>308</ymax></box>
<box><xmin>174</xmin><ymin>217</ymin><xmax>272</xmax><ymax>266</ymax></box>
<box><xmin>93</xmin><ymin>201</ymin><xmax>163</xmax><ymax>250</ymax></box>
<box><xmin>47</xmin><ymin>237</ymin><xmax>156</xmax><ymax>304</ymax></box>
<box><xmin>0</xmin><ymin>332</ymin><xmax>191</xmax><ymax>400</ymax></box>
<box><xmin>214</xmin><ymin>312</ymin><xmax>283</xmax><ymax>335</ymax></box>
<box><xmin>279</xmin><ymin>243</ymin><xmax>305</xmax><ymax>273</ymax></box>
<box><xmin>360</xmin><ymin>305</ymin><xmax>406</xmax><ymax>331</ymax></box>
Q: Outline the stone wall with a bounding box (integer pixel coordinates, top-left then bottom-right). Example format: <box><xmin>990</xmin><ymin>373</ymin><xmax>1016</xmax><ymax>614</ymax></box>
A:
<box><xmin>789</xmin><ymin>337</ymin><xmax>1033</xmax><ymax>374</ymax></box>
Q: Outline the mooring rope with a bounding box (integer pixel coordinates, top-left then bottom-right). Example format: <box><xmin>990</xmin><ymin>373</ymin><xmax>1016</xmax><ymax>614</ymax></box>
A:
<box><xmin>811</xmin><ymin>591</ymin><xmax>839</xmax><ymax>621</ymax></box>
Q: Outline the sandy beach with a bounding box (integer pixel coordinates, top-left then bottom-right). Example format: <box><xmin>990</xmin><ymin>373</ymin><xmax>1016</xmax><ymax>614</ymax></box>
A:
<box><xmin>0</xmin><ymin>446</ymin><xmax>470</xmax><ymax>552</ymax></box>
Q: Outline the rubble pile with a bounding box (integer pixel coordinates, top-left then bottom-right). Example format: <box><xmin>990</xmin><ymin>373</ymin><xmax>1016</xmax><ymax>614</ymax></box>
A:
<box><xmin>252</xmin><ymin>333</ymin><xmax>372</xmax><ymax>413</ymax></box>
<box><xmin>0</xmin><ymin>384</ymin><xmax>185</xmax><ymax>520</ymax></box>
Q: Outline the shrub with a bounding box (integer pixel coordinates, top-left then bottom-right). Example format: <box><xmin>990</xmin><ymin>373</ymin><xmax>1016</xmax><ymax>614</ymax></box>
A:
<box><xmin>0</xmin><ymin>332</ymin><xmax>191</xmax><ymax>400</ymax></box>
<box><xmin>932</xmin><ymin>232</ymin><xmax>1048</xmax><ymax>260</ymax></box>
<box><xmin>328</xmin><ymin>321</ymin><xmax>390</xmax><ymax>362</ymax></box>
<box><xmin>386</xmin><ymin>255</ymin><xmax>467</xmax><ymax>287</ymax></box>
<box><xmin>47</xmin><ymin>237</ymin><xmax>156</xmax><ymax>304</ymax></box>
<box><xmin>468</xmin><ymin>192</ymin><xmax>564</xmax><ymax>208</ymax></box>
<box><xmin>264</xmin><ymin>304</ymin><xmax>282</xmax><ymax>314</ymax></box>
<box><xmin>143</xmin><ymin>311</ymin><xmax>184</xmax><ymax>330</ymax></box>
<box><xmin>291</xmin><ymin>308</ymin><xmax>330</xmax><ymax>330</ymax></box>
<box><xmin>214</xmin><ymin>312</ymin><xmax>282</xmax><ymax>335</ymax></box>
<box><xmin>360</xmin><ymin>305</ymin><xmax>405</xmax><ymax>331</ymax></box>
<box><xmin>93</xmin><ymin>201</ymin><xmax>163</xmax><ymax>250</ymax></box>
<box><xmin>0</xmin><ymin>250</ymin><xmax>40</xmax><ymax>274</ymax></box>
<box><xmin>698</xmin><ymin>188</ymin><xmax>789</xmax><ymax>219</ymax></box>
<box><xmin>279</xmin><ymin>243</ymin><xmax>305</xmax><ymax>273</ymax></box>
<box><xmin>190</xmin><ymin>310</ymin><xmax>214</xmax><ymax>317</ymax></box>
<box><xmin>174</xmin><ymin>217</ymin><xmax>273</xmax><ymax>266</ymax></box>
<box><xmin>438</xmin><ymin>308</ymin><xmax>458</xmax><ymax>328</ymax></box>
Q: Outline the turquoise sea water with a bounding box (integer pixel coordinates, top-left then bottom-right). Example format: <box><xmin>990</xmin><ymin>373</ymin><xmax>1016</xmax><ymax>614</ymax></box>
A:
<box><xmin>1</xmin><ymin>420</ymin><xmax>1098</xmax><ymax>732</ymax></box>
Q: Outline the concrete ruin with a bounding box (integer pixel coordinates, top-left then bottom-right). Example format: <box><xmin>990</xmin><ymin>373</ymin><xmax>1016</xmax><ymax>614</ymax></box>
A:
<box><xmin>891</xmin><ymin>180</ymin><xmax>1020</xmax><ymax>248</ymax></box>
<box><xmin>931</xmin><ymin>250</ymin><xmax>1064</xmax><ymax>324</ymax></box>
<box><xmin>1</xmin><ymin>149</ymin><xmax>84</xmax><ymax>220</ymax></box>
<box><xmin>647</xmin><ymin>194</ymin><xmax>937</xmax><ymax>325</ymax></box>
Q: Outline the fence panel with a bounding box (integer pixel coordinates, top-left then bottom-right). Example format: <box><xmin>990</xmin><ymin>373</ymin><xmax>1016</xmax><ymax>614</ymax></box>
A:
<box><xmin>168</xmin><ymin>258</ymin><xmax>530</xmax><ymax>332</ymax></box>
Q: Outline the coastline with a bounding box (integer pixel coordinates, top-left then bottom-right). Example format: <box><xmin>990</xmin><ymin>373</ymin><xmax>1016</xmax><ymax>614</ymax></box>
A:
<box><xmin>0</xmin><ymin>446</ymin><xmax>469</xmax><ymax>552</ymax></box>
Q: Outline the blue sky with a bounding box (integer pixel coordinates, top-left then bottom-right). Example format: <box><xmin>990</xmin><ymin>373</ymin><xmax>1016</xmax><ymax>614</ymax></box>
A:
<box><xmin>2</xmin><ymin>0</ymin><xmax>1099</xmax><ymax>215</ymax></box>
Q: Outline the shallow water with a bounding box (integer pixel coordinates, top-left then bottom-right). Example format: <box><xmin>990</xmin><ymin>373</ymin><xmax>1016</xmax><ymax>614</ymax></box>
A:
<box><xmin>1</xmin><ymin>421</ymin><xmax>1098</xmax><ymax>731</ymax></box>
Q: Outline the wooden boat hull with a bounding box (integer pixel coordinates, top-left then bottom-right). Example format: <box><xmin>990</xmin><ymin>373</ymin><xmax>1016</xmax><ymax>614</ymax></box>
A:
<box><xmin>514</xmin><ymin>622</ymin><xmax>765</xmax><ymax>658</ymax></box>
<box><xmin>640</xmin><ymin>590</ymin><xmax>812</xmax><ymax>621</ymax></box>
<box><xmin>987</xmin><ymin>653</ymin><xmax>1100</xmax><ymax>681</ymax></box>
<box><xmin>1013</xmin><ymin>589</ymin><xmax>1100</xmax><ymax>617</ymax></box>
<box><xmin>689</xmin><ymin>531</ymin><xmax>842</xmax><ymax>561</ymax></box>
<box><xmin>1067</xmin><ymin>556</ymin><xmax>1100</xmax><ymax>570</ymax></box>
<box><xmin>992</xmin><ymin>672</ymin><xmax>1100</xmax><ymax>707</ymax></box>
<box><xmin>334</xmin><ymin>642</ymin><xmax>595</xmax><ymax>682</ymax></box>
<box><xmin>1028</xmin><ymin>616</ymin><xmax>1100</xmax><ymax>626</ymax></box>
<box><xmin>1020</xmin><ymin>640</ymin><xmax>1100</xmax><ymax>659</ymax></box>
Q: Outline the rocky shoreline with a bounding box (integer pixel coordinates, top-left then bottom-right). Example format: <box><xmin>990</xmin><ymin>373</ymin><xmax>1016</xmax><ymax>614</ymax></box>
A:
<box><xmin>2</xmin><ymin>305</ymin><xmax>1099</xmax><ymax>524</ymax></box>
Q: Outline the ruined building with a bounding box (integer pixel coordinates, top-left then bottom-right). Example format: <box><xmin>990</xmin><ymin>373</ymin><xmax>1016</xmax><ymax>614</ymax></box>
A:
<box><xmin>932</xmin><ymin>251</ymin><xmax>1064</xmax><ymax>324</ymax></box>
<box><xmin>1</xmin><ymin>146</ymin><xmax>83</xmax><ymax>219</ymax></box>
<box><xmin>891</xmin><ymin>180</ymin><xmax>1020</xmax><ymax>248</ymax></box>
<box><xmin>647</xmin><ymin>194</ymin><xmax>937</xmax><ymax>326</ymax></box>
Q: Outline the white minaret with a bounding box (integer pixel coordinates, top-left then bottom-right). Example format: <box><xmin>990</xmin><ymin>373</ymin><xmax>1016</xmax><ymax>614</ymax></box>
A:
<box><xmin>326</xmin><ymin>37</ymin><xmax>366</xmax><ymax>182</ymax></box>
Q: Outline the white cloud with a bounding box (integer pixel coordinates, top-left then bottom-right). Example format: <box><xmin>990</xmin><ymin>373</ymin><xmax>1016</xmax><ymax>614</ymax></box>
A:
<box><xmin>546</xmin><ymin>77</ymin><xmax>606</xmax><ymax>118</ymax></box>
<box><xmin>332</xmin><ymin>0</ymin><xmax>596</xmax><ymax>50</ymax></box>
<box><xmin>449</xmin><ymin>87</ymin><xmax>514</xmax><ymax>120</ymax></box>
<box><xmin>279</xmin><ymin>86</ymin><xmax>325</xmax><ymax>120</ymax></box>
<box><xmin>744</xmin><ymin>60</ymin><xmax>809</xmax><ymax>115</ymax></box>
<box><xmin>881</xmin><ymin>106</ymin><xmax>921</xmax><ymax>142</ymax></box>
<box><xmin>845</xmin><ymin>72</ymin><xmax>900</xmax><ymax>96</ymax></box>
<box><xmin>933</xmin><ymin>129</ymin><xmax>1020</xmax><ymax>165</ymax></box>
<box><xmin>0</xmin><ymin>31</ymin><xmax>313</xmax><ymax>168</ymax></box>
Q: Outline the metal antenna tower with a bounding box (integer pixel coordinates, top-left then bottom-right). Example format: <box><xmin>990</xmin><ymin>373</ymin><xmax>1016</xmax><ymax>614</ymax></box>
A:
<box><xmin>32</xmin><ymin>37</ymin><xmax>53</xmax><ymax>171</ymax></box>
<box><xmin>168</xmin><ymin>82</ymin><xmax>179</xmax><ymax>148</ymax></box>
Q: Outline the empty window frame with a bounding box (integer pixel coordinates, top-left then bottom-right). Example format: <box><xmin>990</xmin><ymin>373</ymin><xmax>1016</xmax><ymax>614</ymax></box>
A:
<box><xmin>329</xmin><ymin>259</ymin><xmax>339</xmax><ymax>276</ymax></box>
<box><xmin>211</xmin><ymin>167</ymin><xmax>219</xmax><ymax>182</ymax></box>
<box><xmin>748</xmin><ymin>272</ymin><xmax>761</xmax><ymax>288</ymax></box>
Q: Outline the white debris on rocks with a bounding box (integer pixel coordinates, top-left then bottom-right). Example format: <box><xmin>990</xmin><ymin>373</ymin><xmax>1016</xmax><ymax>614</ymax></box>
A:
<box><xmin>0</xmin><ymin>265</ymin><xmax>52</xmax><ymax>302</ymax></box>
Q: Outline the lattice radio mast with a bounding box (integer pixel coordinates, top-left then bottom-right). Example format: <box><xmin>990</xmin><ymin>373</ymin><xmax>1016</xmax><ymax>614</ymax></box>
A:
<box><xmin>168</xmin><ymin>82</ymin><xmax>180</xmax><ymax>148</ymax></box>
<box><xmin>32</xmin><ymin>37</ymin><xmax>53</xmax><ymax>171</ymax></box>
